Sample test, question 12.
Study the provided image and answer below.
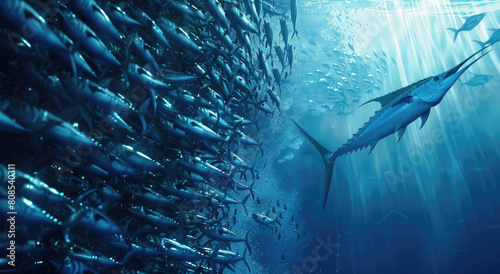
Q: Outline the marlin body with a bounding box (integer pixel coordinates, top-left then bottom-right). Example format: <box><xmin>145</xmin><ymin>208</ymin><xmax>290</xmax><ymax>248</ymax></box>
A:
<box><xmin>294</xmin><ymin>46</ymin><xmax>492</xmax><ymax>210</ymax></box>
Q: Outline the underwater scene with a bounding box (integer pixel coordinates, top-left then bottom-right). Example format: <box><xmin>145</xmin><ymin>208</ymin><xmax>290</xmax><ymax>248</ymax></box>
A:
<box><xmin>1</xmin><ymin>0</ymin><xmax>500</xmax><ymax>273</ymax></box>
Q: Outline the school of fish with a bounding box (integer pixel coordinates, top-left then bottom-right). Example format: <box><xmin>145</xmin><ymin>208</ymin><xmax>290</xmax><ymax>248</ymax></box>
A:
<box><xmin>0</xmin><ymin>0</ymin><xmax>298</xmax><ymax>272</ymax></box>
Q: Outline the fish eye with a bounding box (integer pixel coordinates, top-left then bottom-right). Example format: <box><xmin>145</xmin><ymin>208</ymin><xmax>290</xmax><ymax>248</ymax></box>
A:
<box><xmin>434</xmin><ymin>76</ymin><xmax>439</xmax><ymax>81</ymax></box>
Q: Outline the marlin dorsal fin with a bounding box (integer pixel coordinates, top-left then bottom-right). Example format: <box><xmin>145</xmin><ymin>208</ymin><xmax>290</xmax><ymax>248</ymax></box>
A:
<box><xmin>359</xmin><ymin>76</ymin><xmax>432</xmax><ymax>108</ymax></box>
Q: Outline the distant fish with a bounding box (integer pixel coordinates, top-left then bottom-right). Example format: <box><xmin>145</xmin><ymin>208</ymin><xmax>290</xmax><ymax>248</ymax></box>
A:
<box><xmin>0</xmin><ymin>1</ymin><xmax>68</xmax><ymax>52</ymax></box>
<box><xmin>460</xmin><ymin>73</ymin><xmax>493</xmax><ymax>87</ymax></box>
<box><xmin>244</xmin><ymin>0</ymin><xmax>259</xmax><ymax>24</ymax></box>
<box><xmin>280</xmin><ymin>18</ymin><xmax>289</xmax><ymax>48</ymax></box>
<box><xmin>68</xmin><ymin>0</ymin><xmax>123</xmax><ymax>43</ymax></box>
<box><xmin>262</xmin><ymin>1</ymin><xmax>288</xmax><ymax>17</ymax></box>
<box><xmin>0</xmin><ymin>0</ymin><xmax>288</xmax><ymax>271</ymax></box>
<box><xmin>474</xmin><ymin>166</ymin><xmax>488</xmax><ymax>172</ymax></box>
<box><xmin>391</xmin><ymin>57</ymin><xmax>397</xmax><ymax>65</ymax></box>
<box><xmin>287</xmin><ymin>45</ymin><xmax>294</xmax><ymax>72</ymax></box>
<box><xmin>290</xmin><ymin>0</ymin><xmax>298</xmax><ymax>39</ymax></box>
<box><xmin>264</xmin><ymin>20</ymin><xmax>273</xmax><ymax>48</ymax></box>
<box><xmin>105</xmin><ymin>3</ymin><xmax>142</xmax><ymax>28</ymax></box>
<box><xmin>272</xmin><ymin>68</ymin><xmax>281</xmax><ymax>90</ymax></box>
<box><xmin>348</xmin><ymin>43</ymin><xmax>355</xmax><ymax>52</ymax></box>
<box><xmin>447</xmin><ymin>12</ymin><xmax>486</xmax><ymax>42</ymax></box>
<box><xmin>275</xmin><ymin>45</ymin><xmax>286</xmax><ymax>70</ymax></box>
<box><xmin>374</xmin><ymin>210</ymin><xmax>413</xmax><ymax>226</ymax></box>
<box><xmin>474</xmin><ymin>28</ymin><xmax>500</xmax><ymax>48</ymax></box>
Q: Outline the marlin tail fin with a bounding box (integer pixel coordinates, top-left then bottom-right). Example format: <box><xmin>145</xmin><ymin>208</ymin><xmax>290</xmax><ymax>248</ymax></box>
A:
<box><xmin>292</xmin><ymin>119</ymin><xmax>336</xmax><ymax>210</ymax></box>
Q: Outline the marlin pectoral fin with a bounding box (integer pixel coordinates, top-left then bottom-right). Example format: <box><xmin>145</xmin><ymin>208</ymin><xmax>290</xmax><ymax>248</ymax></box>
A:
<box><xmin>396</xmin><ymin>126</ymin><xmax>407</xmax><ymax>143</ymax></box>
<box><xmin>420</xmin><ymin>109</ymin><xmax>431</xmax><ymax>129</ymax></box>
<box><xmin>392</xmin><ymin>96</ymin><xmax>413</xmax><ymax>107</ymax></box>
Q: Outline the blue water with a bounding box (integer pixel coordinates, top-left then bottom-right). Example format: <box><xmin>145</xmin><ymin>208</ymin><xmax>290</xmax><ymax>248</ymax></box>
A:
<box><xmin>241</xmin><ymin>1</ymin><xmax>500</xmax><ymax>273</ymax></box>
<box><xmin>2</xmin><ymin>0</ymin><xmax>499</xmax><ymax>272</ymax></box>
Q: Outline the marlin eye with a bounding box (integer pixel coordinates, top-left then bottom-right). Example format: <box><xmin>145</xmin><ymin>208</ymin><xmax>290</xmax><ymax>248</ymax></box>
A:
<box><xmin>434</xmin><ymin>76</ymin><xmax>439</xmax><ymax>81</ymax></box>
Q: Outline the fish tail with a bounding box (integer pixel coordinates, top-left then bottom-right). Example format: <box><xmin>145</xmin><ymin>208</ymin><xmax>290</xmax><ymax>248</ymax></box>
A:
<box><xmin>473</xmin><ymin>40</ymin><xmax>486</xmax><ymax>48</ymax></box>
<box><xmin>292</xmin><ymin>119</ymin><xmax>336</xmax><ymax>211</ymax></box>
<box><xmin>122</xmin><ymin>249</ymin><xmax>142</xmax><ymax>267</ymax></box>
<box><xmin>241</xmin><ymin>193</ymin><xmax>251</xmax><ymax>216</ymax></box>
<box><xmin>249</xmin><ymin>180</ymin><xmax>255</xmax><ymax>199</ymax></box>
<box><xmin>244</xmin><ymin>231</ymin><xmax>252</xmax><ymax>255</ymax></box>
<box><xmin>243</xmin><ymin>248</ymin><xmax>251</xmax><ymax>272</ymax></box>
<box><xmin>276</xmin><ymin>218</ymin><xmax>282</xmax><ymax>226</ymax></box>
<box><xmin>446</xmin><ymin>28</ymin><xmax>459</xmax><ymax>42</ymax></box>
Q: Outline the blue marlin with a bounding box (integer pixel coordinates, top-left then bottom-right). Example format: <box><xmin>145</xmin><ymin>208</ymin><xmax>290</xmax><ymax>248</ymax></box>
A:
<box><xmin>447</xmin><ymin>12</ymin><xmax>486</xmax><ymax>42</ymax></box>
<box><xmin>294</xmin><ymin>46</ymin><xmax>492</xmax><ymax>210</ymax></box>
